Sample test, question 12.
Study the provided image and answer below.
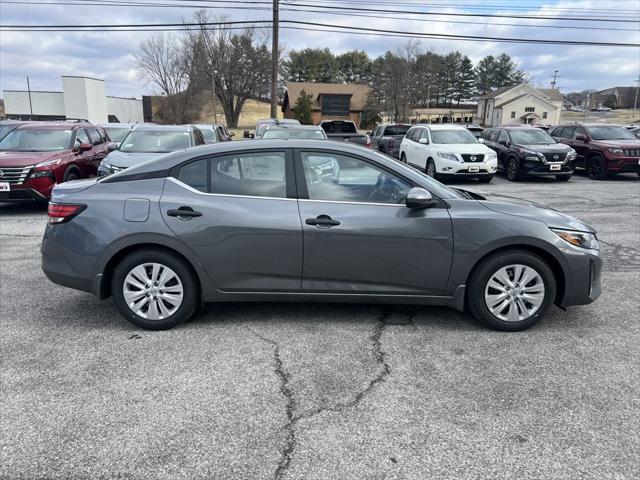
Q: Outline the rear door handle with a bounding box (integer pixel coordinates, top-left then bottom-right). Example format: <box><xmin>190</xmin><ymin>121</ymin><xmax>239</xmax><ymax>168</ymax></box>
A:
<box><xmin>167</xmin><ymin>206</ymin><xmax>202</xmax><ymax>219</ymax></box>
<box><xmin>305</xmin><ymin>215</ymin><xmax>341</xmax><ymax>228</ymax></box>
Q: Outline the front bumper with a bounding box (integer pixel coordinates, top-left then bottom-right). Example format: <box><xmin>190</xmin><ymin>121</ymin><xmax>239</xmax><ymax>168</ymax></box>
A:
<box><xmin>522</xmin><ymin>160</ymin><xmax>575</xmax><ymax>176</ymax></box>
<box><xmin>437</xmin><ymin>158</ymin><xmax>498</xmax><ymax>177</ymax></box>
<box><xmin>605</xmin><ymin>155</ymin><xmax>640</xmax><ymax>173</ymax></box>
<box><xmin>0</xmin><ymin>186</ymin><xmax>50</xmax><ymax>202</ymax></box>
<box><xmin>560</xmin><ymin>244</ymin><xmax>602</xmax><ymax>307</ymax></box>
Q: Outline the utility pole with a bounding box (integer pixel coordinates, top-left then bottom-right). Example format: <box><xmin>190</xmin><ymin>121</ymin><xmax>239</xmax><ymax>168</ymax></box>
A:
<box><xmin>550</xmin><ymin>70</ymin><xmax>560</xmax><ymax>89</ymax></box>
<box><xmin>26</xmin><ymin>76</ymin><xmax>33</xmax><ymax>119</ymax></box>
<box><xmin>211</xmin><ymin>69</ymin><xmax>218</xmax><ymax>124</ymax></box>
<box><xmin>270</xmin><ymin>0</ymin><xmax>279</xmax><ymax>119</ymax></box>
<box><xmin>633</xmin><ymin>76</ymin><xmax>640</xmax><ymax>122</ymax></box>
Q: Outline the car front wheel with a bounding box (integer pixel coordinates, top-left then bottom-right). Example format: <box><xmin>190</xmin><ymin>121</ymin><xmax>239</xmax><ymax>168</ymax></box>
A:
<box><xmin>467</xmin><ymin>251</ymin><xmax>556</xmax><ymax>331</ymax></box>
<box><xmin>506</xmin><ymin>157</ymin><xmax>521</xmax><ymax>181</ymax></box>
<box><xmin>112</xmin><ymin>249</ymin><xmax>198</xmax><ymax>330</ymax></box>
<box><xmin>587</xmin><ymin>155</ymin><xmax>608</xmax><ymax>180</ymax></box>
<box><xmin>426</xmin><ymin>159</ymin><xmax>437</xmax><ymax>178</ymax></box>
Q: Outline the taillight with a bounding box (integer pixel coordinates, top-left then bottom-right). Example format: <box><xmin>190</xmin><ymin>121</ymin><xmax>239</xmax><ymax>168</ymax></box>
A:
<box><xmin>48</xmin><ymin>203</ymin><xmax>86</xmax><ymax>224</ymax></box>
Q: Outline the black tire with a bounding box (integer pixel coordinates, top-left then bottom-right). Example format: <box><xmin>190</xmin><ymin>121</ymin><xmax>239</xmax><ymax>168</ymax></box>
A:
<box><xmin>505</xmin><ymin>157</ymin><xmax>521</xmax><ymax>182</ymax></box>
<box><xmin>400</xmin><ymin>152</ymin><xmax>407</xmax><ymax>164</ymax></box>
<box><xmin>426</xmin><ymin>158</ymin><xmax>437</xmax><ymax>179</ymax></box>
<box><xmin>111</xmin><ymin>249</ymin><xmax>199</xmax><ymax>330</ymax></box>
<box><xmin>555</xmin><ymin>174</ymin><xmax>572</xmax><ymax>182</ymax></box>
<box><xmin>587</xmin><ymin>155</ymin><xmax>608</xmax><ymax>180</ymax></box>
<box><xmin>477</xmin><ymin>175</ymin><xmax>493</xmax><ymax>183</ymax></box>
<box><xmin>63</xmin><ymin>168</ymin><xmax>80</xmax><ymax>182</ymax></box>
<box><xmin>467</xmin><ymin>251</ymin><xmax>557</xmax><ymax>332</ymax></box>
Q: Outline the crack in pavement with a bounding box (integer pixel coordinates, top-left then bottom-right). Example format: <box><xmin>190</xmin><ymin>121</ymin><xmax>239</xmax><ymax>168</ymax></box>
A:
<box><xmin>245</xmin><ymin>307</ymin><xmax>403</xmax><ymax>480</ymax></box>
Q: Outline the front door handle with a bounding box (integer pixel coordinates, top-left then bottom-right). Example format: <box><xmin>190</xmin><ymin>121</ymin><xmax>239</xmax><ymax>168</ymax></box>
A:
<box><xmin>305</xmin><ymin>215</ymin><xmax>341</xmax><ymax>228</ymax></box>
<box><xmin>167</xmin><ymin>206</ymin><xmax>202</xmax><ymax>219</ymax></box>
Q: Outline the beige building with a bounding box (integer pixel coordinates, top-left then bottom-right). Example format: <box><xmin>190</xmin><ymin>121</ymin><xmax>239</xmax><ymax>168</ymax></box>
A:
<box><xmin>477</xmin><ymin>84</ymin><xmax>563</xmax><ymax>127</ymax></box>
<box><xmin>282</xmin><ymin>82</ymin><xmax>371</xmax><ymax>126</ymax></box>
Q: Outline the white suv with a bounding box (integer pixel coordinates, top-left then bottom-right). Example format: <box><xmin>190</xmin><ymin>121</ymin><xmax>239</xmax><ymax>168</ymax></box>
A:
<box><xmin>399</xmin><ymin>124</ymin><xmax>498</xmax><ymax>183</ymax></box>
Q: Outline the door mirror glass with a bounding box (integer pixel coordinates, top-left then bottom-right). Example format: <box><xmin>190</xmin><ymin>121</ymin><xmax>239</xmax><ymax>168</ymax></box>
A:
<box><xmin>406</xmin><ymin>187</ymin><xmax>437</xmax><ymax>209</ymax></box>
<box><xmin>418</xmin><ymin>137</ymin><xmax>428</xmax><ymax>145</ymax></box>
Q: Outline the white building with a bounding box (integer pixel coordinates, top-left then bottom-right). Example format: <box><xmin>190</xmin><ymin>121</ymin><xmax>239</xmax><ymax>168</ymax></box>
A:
<box><xmin>3</xmin><ymin>75</ymin><xmax>144</xmax><ymax>123</ymax></box>
<box><xmin>477</xmin><ymin>84</ymin><xmax>563</xmax><ymax>127</ymax></box>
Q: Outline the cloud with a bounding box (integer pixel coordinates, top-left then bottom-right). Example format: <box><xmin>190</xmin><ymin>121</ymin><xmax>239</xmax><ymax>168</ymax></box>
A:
<box><xmin>0</xmin><ymin>0</ymin><xmax>638</xmax><ymax>97</ymax></box>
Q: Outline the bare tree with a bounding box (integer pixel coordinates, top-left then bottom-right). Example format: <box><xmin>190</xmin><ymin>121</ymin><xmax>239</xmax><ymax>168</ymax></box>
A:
<box><xmin>135</xmin><ymin>32</ymin><xmax>193</xmax><ymax>124</ymax></box>
<box><xmin>186</xmin><ymin>11</ymin><xmax>272</xmax><ymax>128</ymax></box>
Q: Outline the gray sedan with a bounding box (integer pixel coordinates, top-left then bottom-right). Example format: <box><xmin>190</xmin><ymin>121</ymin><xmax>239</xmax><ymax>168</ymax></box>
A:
<box><xmin>42</xmin><ymin>140</ymin><xmax>602</xmax><ymax>331</ymax></box>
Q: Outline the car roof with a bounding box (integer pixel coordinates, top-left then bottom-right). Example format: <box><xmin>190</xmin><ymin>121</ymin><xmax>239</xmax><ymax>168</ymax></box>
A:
<box><xmin>98</xmin><ymin>123</ymin><xmax>137</xmax><ymax>129</ymax></box>
<box><xmin>194</xmin><ymin>124</ymin><xmax>226</xmax><ymax>130</ymax></box>
<box><xmin>556</xmin><ymin>122</ymin><xmax>626</xmax><ymax>128</ymax></box>
<box><xmin>12</xmin><ymin>121</ymin><xmax>93</xmax><ymax>131</ymax></box>
<box><xmin>133</xmin><ymin>124</ymin><xmax>194</xmax><ymax>132</ymax></box>
<box><xmin>265</xmin><ymin>124</ymin><xmax>321</xmax><ymax>130</ymax></box>
<box><xmin>413</xmin><ymin>124</ymin><xmax>468</xmax><ymax>131</ymax></box>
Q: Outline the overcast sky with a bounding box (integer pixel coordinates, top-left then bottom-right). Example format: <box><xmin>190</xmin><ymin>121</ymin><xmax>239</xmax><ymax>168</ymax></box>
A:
<box><xmin>0</xmin><ymin>0</ymin><xmax>638</xmax><ymax>98</ymax></box>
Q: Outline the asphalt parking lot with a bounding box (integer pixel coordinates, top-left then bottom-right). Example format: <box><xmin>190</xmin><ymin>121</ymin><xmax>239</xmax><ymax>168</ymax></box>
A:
<box><xmin>1</xmin><ymin>173</ymin><xmax>639</xmax><ymax>479</ymax></box>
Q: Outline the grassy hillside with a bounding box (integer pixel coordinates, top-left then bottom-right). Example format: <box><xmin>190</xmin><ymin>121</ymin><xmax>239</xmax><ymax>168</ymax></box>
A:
<box><xmin>561</xmin><ymin>109</ymin><xmax>639</xmax><ymax>125</ymax></box>
<box><xmin>197</xmin><ymin>96</ymin><xmax>283</xmax><ymax>137</ymax></box>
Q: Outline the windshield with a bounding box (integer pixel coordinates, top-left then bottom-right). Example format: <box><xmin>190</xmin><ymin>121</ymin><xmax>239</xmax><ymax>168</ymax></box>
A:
<box><xmin>105</xmin><ymin>127</ymin><xmax>131</xmax><ymax>143</ymax></box>
<box><xmin>587</xmin><ymin>126</ymin><xmax>635</xmax><ymax>140</ymax></box>
<box><xmin>0</xmin><ymin>128</ymin><xmax>72</xmax><ymax>152</ymax></box>
<box><xmin>321</xmin><ymin>122</ymin><xmax>357</xmax><ymax>134</ymax></box>
<box><xmin>383</xmin><ymin>125</ymin><xmax>411</xmax><ymax>136</ymax></box>
<box><xmin>431</xmin><ymin>129</ymin><xmax>478</xmax><ymax>144</ymax></box>
<box><xmin>509</xmin><ymin>129</ymin><xmax>556</xmax><ymax>145</ymax></box>
<box><xmin>263</xmin><ymin>129</ymin><xmax>326</xmax><ymax>139</ymax></box>
<box><xmin>119</xmin><ymin>130</ymin><xmax>191</xmax><ymax>153</ymax></box>
<box><xmin>200</xmin><ymin>128</ymin><xmax>217</xmax><ymax>143</ymax></box>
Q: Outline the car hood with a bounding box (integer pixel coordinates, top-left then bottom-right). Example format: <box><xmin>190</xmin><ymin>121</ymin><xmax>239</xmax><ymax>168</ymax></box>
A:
<box><xmin>436</xmin><ymin>144</ymin><xmax>494</xmax><ymax>155</ymax></box>
<box><xmin>513</xmin><ymin>143</ymin><xmax>572</xmax><ymax>153</ymax></box>
<box><xmin>592</xmin><ymin>139</ymin><xmax>640</xmax><ymax>148</ymax></box>
<box><xmin>461</xmin><ymin>189</ymin><xmax>595</xmax><ymax>233</ymax></box>
<box><xmin>104</xmin><ymin>150</ymin><xmax>163</xmax><ymax>168</ymax></box>
<box><xmin>0</xmin><ymin>150</ymin><xmax>68</xmax><ymax>167</ymax></box>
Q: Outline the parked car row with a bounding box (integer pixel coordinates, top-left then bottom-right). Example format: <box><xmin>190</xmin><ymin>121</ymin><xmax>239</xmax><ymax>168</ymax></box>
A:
<box><xmin>0</xmin><ymin>120</ymin><xmax>232</xmax><ymax>202</ymax></box>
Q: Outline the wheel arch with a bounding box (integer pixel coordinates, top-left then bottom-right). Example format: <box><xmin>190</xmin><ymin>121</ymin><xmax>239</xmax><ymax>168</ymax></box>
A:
<box><xmin>465</xmin><ymin>244</ymin><xmax>566</xmax><ymax>306</ymax></box>
<box><xmin>62</xmin><ymin>163</ymin><xmax>83</xmax><ymax>182</ymax></box>
<box><xmin>98</xmin><ymin>242</ymin><xmax>206</xmax><ymax>301</ymax></box>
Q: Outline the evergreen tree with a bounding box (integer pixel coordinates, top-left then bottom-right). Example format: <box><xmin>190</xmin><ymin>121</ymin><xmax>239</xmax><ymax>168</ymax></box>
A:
<box><xmin>292</xmin><ymin>90</ymin><xmax>314</xmax><ymax>124</ymax></box>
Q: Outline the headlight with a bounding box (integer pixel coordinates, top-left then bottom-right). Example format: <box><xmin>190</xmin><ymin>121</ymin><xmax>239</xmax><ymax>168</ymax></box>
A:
<box><xmin>567</xmin><ymin>149</ymin><xmax>577</xmax><ymax>159</ymax></box>
<box><xmin>551</xmin><ymin>228</ymin><xmax>599</xmax><ymax>250</ymax></box>
<box><xmin>524</xmin><ymin>155</ymin><xmax>540</xmax><ymax>161</ymax></box>
<box><xmin>29</xmin><ymin>170</ymin><xmax>56</xmax><ymax>180</ymax></box>
<box><xmin>485</xmin><ymin>151</ymin><xmax>497</xmax><ymax>161</ymax></box>
<box><xmin>35</xmin><ymin>158</ymin><xmax>62</xmax><ymax>168</ymax></box>
<box><xmin>437</xmin><ymin>152</ymin><xmax>460</xmax><ymax>162</ymax></box>
<box><xmin>607</xmin><ymin>148</ymin><xmax>623</xmax><ymax>154</ymax></box>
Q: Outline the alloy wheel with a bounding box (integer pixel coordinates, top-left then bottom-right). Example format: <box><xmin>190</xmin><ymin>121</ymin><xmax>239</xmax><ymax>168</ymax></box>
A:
<box><xmin>123</xmin><ymin>263</ymin><xmax>184</xmax><ymax>320</ymax></box>
<box><xmin>484</xmin><ymin>264</ymin><xmax>545</xmax><ymax>322</ymax></box>
<box><xmin>426</xmin><ymin>162</ymin><xmax>436</xmax><ymax>177</ymax></box>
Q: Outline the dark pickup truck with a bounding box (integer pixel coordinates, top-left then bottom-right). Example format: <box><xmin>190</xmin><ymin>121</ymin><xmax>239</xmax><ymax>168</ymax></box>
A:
<box><xmin>319</xmin><ymin>120</ymin><xmax>370</xmax><ymax>147</ymax></box>
<box><xmin>370</xmin><ymin>123</ymin><xmax>412</xmax><ymax>158</ymax></box>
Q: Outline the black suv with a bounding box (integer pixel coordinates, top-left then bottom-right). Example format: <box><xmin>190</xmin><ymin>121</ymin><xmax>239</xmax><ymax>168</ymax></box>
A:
<box><xmin>483</xmin><ymin>126</ymin><xmax>576</xmax><ymax>181</ymax></box>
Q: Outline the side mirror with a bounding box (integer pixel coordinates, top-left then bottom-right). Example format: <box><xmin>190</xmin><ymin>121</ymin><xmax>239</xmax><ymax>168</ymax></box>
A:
<box><xmin>107</xmin><ymin>142</ymin><xmax>117</xmax><ymax>152</ymax></box>
<box><xmin>406</xmin><ymin>187</ymin><xmax>438</xmax><ymax>209</ymax></box>
<box><xmin>418</xmin><ymin>138</ymin><xmax>429</xmax><ymax>145</ymax></box>
<box><xmin>77</xmin><ymin>142</ymin><xmax>93</xmax><ymax>152</ymax></box>
<box><xmin>498</xmin><ymin>139</ymin><xmax>508</xmax><ymax>146</ymax></box>
<box><xmin>478</xmin><ymin>138</ymin><xmax>485</xmax><ymax>144</ymax></box>
<box><xmin>575</xmin><ymin>134</ymin><xmax>587</xmax><ymax>142</ymax></box>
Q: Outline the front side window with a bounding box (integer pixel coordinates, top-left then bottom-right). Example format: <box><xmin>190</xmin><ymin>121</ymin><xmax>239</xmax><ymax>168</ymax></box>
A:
<box><xmin>75</xmin><ymin>129</ymin><xmax>90</xmax><ymax>146</ymax></box>
<box><xmin>498</xmin><ymin>130</ymin><xmax>510</xmax><ymax>144</ymax></box>
<box><xmin>0</xmin><ymin>128</ymin><xmax>73</xmax><ymax>152</ymax></box>
<box><xmin>301</xmin><ymin>152</ymin><xmax>410</xmax><ymax>205</ymax></box>
<box><xmin>87</xmin><ymin>128</ymin><xmax>104</xmax><ymax>145</ymax></box>
<box><xmin>177</xmin><ymin>152</ymin><xmax>287</xmax><ymax>199</ymax></box>
<box><xmin>561</xmin><ymin>126</ymin><xmax>575</xmax><ymax>139</ymax></box>
<box><xmin>120</xmin><ymin>130</ymin><xmax>191</xmax><ymax>153</ymax></box>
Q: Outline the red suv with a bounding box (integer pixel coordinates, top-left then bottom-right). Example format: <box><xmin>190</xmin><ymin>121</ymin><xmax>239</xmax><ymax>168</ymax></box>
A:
<box><xmin>0</xmin><ymin>122</ymin><xmax>111</xmax><ymax>202</ymax></box>
<box><xmin>550</xmin><ymin>123</ymin><xmax>640</xmax><ymax>180</ymax></box>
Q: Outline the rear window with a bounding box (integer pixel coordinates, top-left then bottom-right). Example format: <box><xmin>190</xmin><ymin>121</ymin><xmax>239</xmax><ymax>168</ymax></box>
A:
<box><xmin>120</xmin><ymin>130</ymin><xmax>191</xmax><ymax>153</ymax></box>
<box><xmin>321</xmin><ymin>121</ymin><xmax>357</xmax><ymax>134</ymax></box>
<box><xmin>383</xmin><ymin>125</ymin><xmax>411</xmax><ymax>136</ymax></box>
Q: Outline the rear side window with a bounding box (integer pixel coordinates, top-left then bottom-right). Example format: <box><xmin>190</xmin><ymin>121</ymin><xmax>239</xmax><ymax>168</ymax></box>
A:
<box><xmin>177</xmin><ymin>152</ymin><xmax>287</xmax><ymax>199</ymax></box>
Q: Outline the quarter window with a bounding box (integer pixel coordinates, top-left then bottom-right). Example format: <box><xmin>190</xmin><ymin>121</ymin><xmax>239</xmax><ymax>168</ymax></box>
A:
<box><xmin>301</xmin><ymin>152</ymin><xmax>410</xmax><ymax>205</ymax></box>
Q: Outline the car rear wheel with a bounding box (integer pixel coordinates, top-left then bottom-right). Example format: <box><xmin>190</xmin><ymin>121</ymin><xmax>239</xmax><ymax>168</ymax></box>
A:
<box><xmin>587</xmin><ymin>155</ymin><xmax>608</xmax><ymax>180</ymax></box>
<box><xmin>506</xmin><ymin>157</ymin><xmax>521</xmax><ymax>182</ymax></box>
<box><xmin>467</xmin><ymin>251</ymin><xmax>556</xmax><ymax>331</ymax></box>
<box><xmin>426</xmin><ymin>159</ymin><xmax>437</xmax><ymax>178</ymax></box>
<box><xmin>112</xmin><ymin>249</ymin><xmax>198</xmax><ymax>330</ymax></box>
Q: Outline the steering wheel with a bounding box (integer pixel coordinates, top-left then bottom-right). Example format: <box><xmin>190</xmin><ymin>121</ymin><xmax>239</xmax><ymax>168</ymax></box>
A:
<box><xmin>368</xmin><ymin>174</ymin><xmax>404</xmax><ymax>203</ymax></box>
